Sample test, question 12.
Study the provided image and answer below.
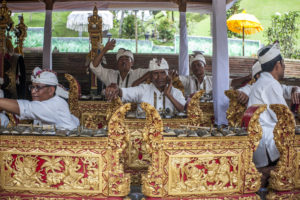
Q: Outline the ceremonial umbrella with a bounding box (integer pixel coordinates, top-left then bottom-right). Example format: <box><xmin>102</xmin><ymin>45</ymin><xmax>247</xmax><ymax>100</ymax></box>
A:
<box><xmin>227</xmin><ymin>10</ymin><xmax>263</xmax><ymax>56</ymax></box>
<box><xmin>66</xmin><ymin>10</ymin><xmax>113</xmax><ymax>36</ymax></box>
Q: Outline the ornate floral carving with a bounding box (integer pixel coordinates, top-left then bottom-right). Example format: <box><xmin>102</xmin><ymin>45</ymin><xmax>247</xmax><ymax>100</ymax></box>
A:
<box><xmin>108</xmin><ymin>103</ymin><xmax>131</xmax><ymax>196</ymax></box>
<box><xmin>88</xmin><ymin>5</ymin><xmax>102</xmax><ymax>61</ymax></box>
<box><xmin>244</xmin><ymin>105</ymin><xmax>266</xmax><ymax>193</ymax></box>
<box><xmin>187</xmin><ymin>90</ymin><xmax>204</xmax><ymax>127</ymax></box>
<box><xmin>225</xmin><ymin>90</ymin><xmax>247</xmax><ymax>127</ymax></box>
<box><xmin>268</xmin><ymin>104</ymin><xmax>296</xmax><ymax>191</ymax></box>
<box><xmin>106</xmin><ymin>97</ymin><xmax>123</xmax><ymax>123</ymax></box>
<box><xmin>65</xmin><ymin>73</ymin><xmax>81</xmax><ymax>119</ymax></box>
<box><xmin>141</xmin><ymin>102</ymin><xmax>164</xmax><ymax>197</ymax></box>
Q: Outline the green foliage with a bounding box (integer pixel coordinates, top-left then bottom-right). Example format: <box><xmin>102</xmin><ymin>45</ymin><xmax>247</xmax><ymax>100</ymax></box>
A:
<box><xmin>265</xmin><ymin>11</ymin><xmax>300</xmax><ymax>59</ymax></box>
<box><xmin>121</xmin><ymin>14</ymin><xmax>145</xmax><ymax>39</ymax></box>
<box><xmin>157</xmin><ymin>18</ymin><xmax>176</xmax><ymax>42</ymax></box>
<box><xmin>226</xmin><ymin>0</ymin><xmax>243</xmax><ymax>38</ymax></box>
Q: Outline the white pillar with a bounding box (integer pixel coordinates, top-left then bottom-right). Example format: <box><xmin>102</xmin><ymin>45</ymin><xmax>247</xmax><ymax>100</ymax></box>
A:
<box><xmin>211</xmin><ymin>0</ymin><xmax>229</xmax><ymax>125</ymax></box>
<box><xmin>179</xmin><ymin>12</ymin><xmax>189</xmax><ymax>76</ymax></box>
<box><xmin>43</xmin><ymin>10</ymin><xmax>52</xmax><ymax>69</ymax></box>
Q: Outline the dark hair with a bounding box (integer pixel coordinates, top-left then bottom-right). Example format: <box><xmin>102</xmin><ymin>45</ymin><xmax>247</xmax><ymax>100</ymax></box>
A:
<box><xmin>259</xmin><ymin>47</ymin><xmax>282</xmax><ymax>72</ymax></box>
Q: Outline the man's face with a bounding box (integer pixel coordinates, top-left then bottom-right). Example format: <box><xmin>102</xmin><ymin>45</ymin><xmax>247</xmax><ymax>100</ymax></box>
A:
<box><xmin>30</xmin><ymin>82</ymin><xmax>55</xmax><ymax>101</ymax></box>
<box><xmin>277</xmin><ymin>59</ymin><xmax>285</xmax><ymax>80</ymax></box>
<box><xmin>151</xmin><ymin>70</ymin><xmax>167</xmax><ymax>90</ymax></box>
<box><xmin>191</xmin><ymin>60</ymin><xmax>205</xmax><ymax>79</ymax></box>
<box><xmin>117</xmin><ymin>56</ymin><xmax>133</xmax><ymax>72</ymax></box>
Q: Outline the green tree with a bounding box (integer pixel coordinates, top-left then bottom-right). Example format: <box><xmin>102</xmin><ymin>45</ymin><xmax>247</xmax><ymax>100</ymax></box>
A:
<box><xmin>121</xmin><ymin>14</ymin><xmax>145</xmax><ymax>39</ymax></box>
<box><xmin>157</xmin><ymin>18</ymin><xmax>176</xmax><ymax>42</ymax></box>
<box><xmin>265</xmin><ymin>11</ymin><xmax>300</xmax><ymax>59</ymax></box>
<box><xmin>226</xmin><ymin>0</ymin><xmax>243</xmax><ymax>38</ymax></box>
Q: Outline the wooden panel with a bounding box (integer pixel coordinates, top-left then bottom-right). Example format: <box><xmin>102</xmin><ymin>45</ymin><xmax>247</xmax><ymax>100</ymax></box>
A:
<box><xmin>23</xmin><ymin>53</ymin><xmax>300</xmax><ymax>94</ymax></box>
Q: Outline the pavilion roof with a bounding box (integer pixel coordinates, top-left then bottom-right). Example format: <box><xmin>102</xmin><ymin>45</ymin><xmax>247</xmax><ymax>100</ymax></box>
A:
<box><xmin>7</xmin><ymin>0</ymin><xmax>236</xmax><ymax>13</ymax></box>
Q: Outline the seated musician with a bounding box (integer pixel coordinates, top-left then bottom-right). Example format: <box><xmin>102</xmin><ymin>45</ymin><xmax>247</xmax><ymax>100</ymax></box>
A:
<box><xmin>0</xmin><ymin>67</ymin><xmax>79</xmax><ymax>130</ymax></box>
<box><xmin>237</xmin><ymin>59</ymin><xmax>300</xmax><ymax>105</ymax></box>
<box><xmin>105</xmin><ymin>58</ymin><xmax>186</xmax><ymax>117</ymax></box>
<box><xmin>90</xmin><ymin>38</ymin><xmax>149</xmax><ymax>88</ymax></box>
<box><xmin>176</xmin><ymin>52</ymin><xmax>251</xmax><ymax>98</ymax></box>
<box><xmin>247</xmin><ymin>43</ymin><xmax>299</xmax><ymax>187</ymax></box>
<box><xmin>0</xmin><ymin>89</ymin><xmax>9</xmax><ymax>127</ymax></box>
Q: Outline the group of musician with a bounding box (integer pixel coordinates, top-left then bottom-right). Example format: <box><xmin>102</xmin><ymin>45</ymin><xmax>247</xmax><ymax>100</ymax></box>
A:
<box><xmin>0</xmin><ymin>38</ymin><xmax>299</xmax><ymax>189</ymax></box>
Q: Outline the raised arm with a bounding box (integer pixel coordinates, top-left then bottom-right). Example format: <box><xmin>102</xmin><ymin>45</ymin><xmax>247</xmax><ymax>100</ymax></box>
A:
<box><xmin>92</xmin><ymin>38</ymin><xmax>116</xmax><ymax>68</ymax></box>
<box><xmin>131</xmin><ymin>71</ymin><xmax>151</xmax><ymax>87</ymax></box>
<box><xmin>164</xmin><ymin>76</ymin><xmax>185</xmax><ymax>112</ymax></box>
<box><xmin>231</xmin><ymin>74</ymin><xmax>252</xmax><ymax>89</ymax></box>
<box><xmin>0</xmin><ymin>99</ymin><xmax>20</xmax><ymax>115</ymax></box>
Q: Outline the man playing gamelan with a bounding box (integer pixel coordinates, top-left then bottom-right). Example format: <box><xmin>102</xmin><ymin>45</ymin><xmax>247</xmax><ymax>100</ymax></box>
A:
<box><xmin>0</xmin><ymin>67</ymin><xmax>79</xmax><ymax>130</ymax></box>
<box><xmin>105</xmin><ymin>58</ymin><xmax>186</xmax><ymax>116</ymax></box>
<box><xmin>90</xmin><ymin>38</ymin><xmax>149</xmax><ymax>88</ymax></box>
<box><xmin>176</xmin><ymin>52</ymin><xmax>251</xmax><ymax>98</ymax></box>
<box><xmin>237</xmin><ymin>60</ymin><xmax>300</xmax><ymax>105</ymax></box>
<box><xmin>247</xmin><ymin>42</ymin><xmax>299</xmax><ymax>186</ymax></box>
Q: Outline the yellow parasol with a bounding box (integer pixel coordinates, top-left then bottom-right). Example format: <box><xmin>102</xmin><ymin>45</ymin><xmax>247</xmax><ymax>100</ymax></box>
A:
<box><xmin>227</xmin><ymin>10</ymin><xmax>263</xmax><ymax>56</ymax></box>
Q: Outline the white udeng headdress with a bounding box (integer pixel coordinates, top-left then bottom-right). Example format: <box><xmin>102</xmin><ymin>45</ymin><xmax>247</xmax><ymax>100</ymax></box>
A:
<box><xmin>258</xmin><ymin>42</ymin><xmax>281</xmax><ymax>64</ymax></box>
<box><xmin>190</xmin><ymin>53</ymin><xmax>206</xmax><ymax>67</ymax></box>
<box><xmin>31</xmin><ymin>67</ymin><xmax>58</xmax><ymax>86</ymax></box>
<box><xmin>252</xmin><ymin>61</ymin><xmax>262</xmax><ymax>78</ymax></box>
<box><xmin>149</xmin><ymin>58</ymin><xmax>169</xmax><ymax>71</ymax></box>
<box><xmin>116</xmin><ymin>48</ymin><xmax>134</xmax><ymax>61</ymax></box>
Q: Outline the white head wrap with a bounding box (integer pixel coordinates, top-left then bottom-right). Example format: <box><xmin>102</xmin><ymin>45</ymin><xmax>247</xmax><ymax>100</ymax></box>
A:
<box><xmin>190</xmin><ymin>53</ymin><xmax>206</xmax><ymax>67</ymax></box>
<box><xmin>252</xmin><ymin>61</ymin><xmax>262</xmax><ymax>78</ymax></box>
<box><xmin>31</xmin><ymin>67</ymin><xmax>58</xmax><ymax>86</ymax></box>
<box><xmin>56</xmin><ymin>84</ymin><xmax>69</xmax><ymax>99</ymax></box>
<box><xmin>258</xmin><ymin>42</ymin><xmax>281</xmax><ymax>65</ymax></box>
<box><xmin>116</xmin><ymin>48</ymin><xmax>134</xmax><ymax>62</ymax></box>
<box><xmin>149</xmin><ymin>58</ymin><xmax>169</xmax><ymax>71</ymax></box>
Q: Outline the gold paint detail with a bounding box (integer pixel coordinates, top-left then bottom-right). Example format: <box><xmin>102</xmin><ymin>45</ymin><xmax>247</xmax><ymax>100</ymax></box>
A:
<box><xmin>13</xmin><ymin>14</ymin><xmax>27</xmax><ymax>55</ymax></box>
<box><xmin>187</xmin><ymin>90</ymin><xmax>204</xmax><ymax>127</ymax></box>
<box><xmin>225</xmin><ymin>90</ymin><xmax>247</xmax><ymax>127</ymax></box>
<box><xmin>65</xmin><ymin>73</ymin><xmax>81</xmax><ymax>119</ymax></box>
<box><xmin>108</xmin><ymin>103</ymin><xmax>131</xmax><ymax>196</ymax></box>
<box><xmin>269</xmin><ymin>104</ymin><xmax>296</xmax><ymax>191</ymax></box>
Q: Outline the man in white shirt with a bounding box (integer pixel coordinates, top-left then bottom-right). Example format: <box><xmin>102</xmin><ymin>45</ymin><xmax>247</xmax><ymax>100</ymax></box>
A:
<box><xmin>0</xmin><ymin>67</ymin><xmax>79</xmax><ymax>130</ymax></box>
<box><xmin>247</xmin><ymin>42</ymin><xmax>299</xmax><ymax>186</ymax></box>
<box><xmin>106</xmin><ymin>58</ymin><xmax>186</xmax><ymax>116</ymax></box>
<box><xmin>237</xmin><ymin>60</ymin><xmax>300</xmax><ymax>105</ymax></box>
<box><xmin>90</xmin><ymin>39</ymin><xmax>149</xmax><ymax>88</ymax></box>
<box><xmin>178</xmin><ymin>53</ymin><xmax>251</xmax><ymax>98</ymax></box>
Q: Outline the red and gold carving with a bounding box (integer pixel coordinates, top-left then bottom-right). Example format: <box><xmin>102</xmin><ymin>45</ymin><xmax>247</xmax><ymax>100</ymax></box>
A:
<box><xmin>0</xmin><ymin>125</ymin><xmax>129</xmax><ymax>198</ymax></box>
<box><xmin>141</xmin><ymin>105</ymin><xmax>265</xmax><ymax>199</ymax></box>
<box><xmin>225</xmin><ymin>90</ymin><xmax>247</xmax><ymax>127</ymax></box>
<box><xmin>187</xmin><ymin>90</ymin><xmax>204</xmax><ymax>127</ymax></box>
<box><xmin>268</xmin><ymin>104</ymin><xmax>296</xmax><ymax>191</ymax></box>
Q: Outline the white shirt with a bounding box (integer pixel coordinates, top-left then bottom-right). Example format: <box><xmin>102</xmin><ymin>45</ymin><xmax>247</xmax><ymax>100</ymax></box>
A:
<box><xmin>0</xmin><ymin>113</ymin><xmax>9</xmax><ymax>127</ymax></box>
<box><xmin>179</xmin><ymin>75</ymin><xmax>232</xmax><ymax>97</ymax></box>
<box><xmin>247</xmin><ymin>72</ymin><xmax>289</xmax><ymax>168</ymax></box>
<box><xmin>17</xmin><ymin>96</ymin><xmax>79</xmax><ymax>130</ymax></box>
<box><xmin>239</xmin><ymin>82</ymin><xmax>298</xmax><ymax>99</ymax></box>
<box><xmin>90</xmin><ymin>62</ymin><xmax>149</xmax><ymax>88</ymax></box>
<box><xmin>121</xmin><ymin>83</ymin><xmax>186</xmax><ymax>116</ymax></box>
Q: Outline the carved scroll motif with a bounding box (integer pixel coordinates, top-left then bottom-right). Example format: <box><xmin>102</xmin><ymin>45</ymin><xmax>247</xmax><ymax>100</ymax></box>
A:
<box><xmin>141</xmin><ymin>102</ymin><xmax>164</xmax><ymax>197</ymax></box>
<box><xmin>268</xmin><ymin>104</ymin><xmax>296</xmax><ymax>191</ymax></box>
<box><xmin>225</xmin><ymin>90</ymin><xmax>247</xmax><ymax>127</ymax></box>
<box><xmin>65</xmin><ymin>73</ymin><xmax>81</xmax><ymax>119</ymax></box>
<box><xmin>187</xmin><ymin>90</ymin><xmax>204</xmax><ymax>127</ymax></box>
<box><xmin>244</xmin><ymin>105</ymin><xmax>267</xmax><ymax>193</ymax></box>
<box><xmin>107</xmin><ymin>103</ymin><xmax>131</xmax><ymax>196</ymax></box>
